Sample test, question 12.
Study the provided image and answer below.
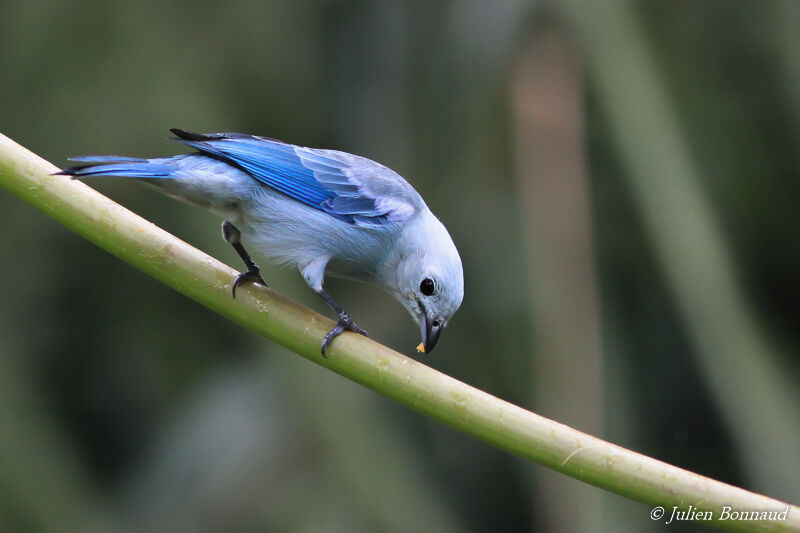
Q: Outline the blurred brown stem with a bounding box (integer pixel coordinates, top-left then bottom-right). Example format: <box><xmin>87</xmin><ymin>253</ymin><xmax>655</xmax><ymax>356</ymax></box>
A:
<box><xmin>513</xmin><ymin>26</ymin><xmax>605</xmax><ymax>532</ymax></box>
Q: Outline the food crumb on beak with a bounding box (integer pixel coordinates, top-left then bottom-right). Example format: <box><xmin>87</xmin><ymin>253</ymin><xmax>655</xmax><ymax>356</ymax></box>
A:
<box><xmin>416</xmin><ymin>342</ymin><xmax>425</xmax><ymax>353</ymax></box>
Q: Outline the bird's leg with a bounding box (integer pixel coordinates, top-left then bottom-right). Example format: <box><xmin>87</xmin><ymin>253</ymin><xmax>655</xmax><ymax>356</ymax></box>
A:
<box><xmin>221</xmin><ymin>220</ymin><xmax>268</xmax><ymax>298</ymax></box>
<box><xmin>317</xmin><ymin>289</ymin><xmax>368</xmax><ymax>357</ymax></box>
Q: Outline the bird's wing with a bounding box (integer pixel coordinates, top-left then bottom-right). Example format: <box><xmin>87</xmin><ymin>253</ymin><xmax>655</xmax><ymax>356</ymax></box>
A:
<box><xmin>169</xmin><ymin>129</ymin><xmax>424</xmax><ymax>226</ymax></box>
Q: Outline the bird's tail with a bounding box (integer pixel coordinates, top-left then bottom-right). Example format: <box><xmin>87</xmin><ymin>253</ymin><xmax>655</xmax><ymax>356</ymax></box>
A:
<box><xmin>57</xmin><ymin>152</ymin><xmax>249</xmax><ymax>216</ymax></box>
<box><xmin>55</xmin><ymin>156</ymin><xmax>175</xmax><ymax>179</ymax></box>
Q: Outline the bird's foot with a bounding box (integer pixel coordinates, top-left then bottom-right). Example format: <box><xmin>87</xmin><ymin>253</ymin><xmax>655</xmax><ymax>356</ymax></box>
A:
<box><xmin>231</xmin><ymin>268</ymin><xmax>268</xmax><ymax>298</ymax></box>
<box><xmin>321</xmin><ymin>313</ymin><xmax>368</xmax><ymax>358</ymax></box>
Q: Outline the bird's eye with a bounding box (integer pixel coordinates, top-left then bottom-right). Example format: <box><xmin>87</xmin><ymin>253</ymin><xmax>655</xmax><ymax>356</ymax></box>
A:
<box><xmin>432</xmin><ymin>319</ymin><xmax>441</xmax><ymax>328</ymax></box>
<box><xmin>420</xmin><ymin>278</ymin><xmax>436</xmax><ymax>296</ymax></box>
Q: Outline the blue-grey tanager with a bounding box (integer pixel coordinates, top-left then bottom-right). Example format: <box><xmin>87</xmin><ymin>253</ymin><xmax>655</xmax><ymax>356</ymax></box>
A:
<box><xmin>59</xmin><ymin>129</ymin><xmax>464</xmax><ymax>355</ymax></box>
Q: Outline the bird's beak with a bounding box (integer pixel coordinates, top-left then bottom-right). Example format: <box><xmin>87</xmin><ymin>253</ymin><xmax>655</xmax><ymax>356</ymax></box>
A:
<box><xmin>419</xmin><ymin>314</ymin><xmax>443</xmax><ymax>354</ymax></box>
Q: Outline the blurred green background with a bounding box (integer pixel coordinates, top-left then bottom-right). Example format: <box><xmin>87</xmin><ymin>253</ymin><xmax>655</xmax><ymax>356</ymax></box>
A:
<box><xmin>1</xmin><ymin>1</ymin><xmax>799</xmax><ymax>532</ymax></box>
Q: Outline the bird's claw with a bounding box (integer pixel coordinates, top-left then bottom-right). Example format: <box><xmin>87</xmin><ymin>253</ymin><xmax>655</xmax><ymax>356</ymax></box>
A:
<box><xmin>321</xmin><ymin>313</ymin><xmax>368</xmax><ymax>358</ymax></box>
<box><xmin>231</xmin><ymin>269</ymin><xmax>268</xmax><ymax>298</ymax></box>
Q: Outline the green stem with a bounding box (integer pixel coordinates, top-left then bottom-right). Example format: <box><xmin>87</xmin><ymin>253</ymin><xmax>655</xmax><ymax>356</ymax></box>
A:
<box><xmin>0</xmin><ymin>133</ymin><xmax>796</xmax><ymax>532</ymax></box>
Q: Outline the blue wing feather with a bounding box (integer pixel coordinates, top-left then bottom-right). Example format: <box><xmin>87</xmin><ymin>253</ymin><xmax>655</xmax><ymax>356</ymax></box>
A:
<box><xmin>170</xmin><ymin>131</ymin><xmax>416</xmax><ymax>225</ymax></box>
<box><xmin>174</xmin><ymin>137</ymin><xmax>336</xmax><ymax>209</ymax></box>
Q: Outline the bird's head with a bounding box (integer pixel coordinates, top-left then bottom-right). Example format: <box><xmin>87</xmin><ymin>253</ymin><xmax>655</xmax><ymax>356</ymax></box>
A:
<box><xmin>390</xmin><ymin>212</ymin><xmax>464</xmax><ymax>354</ymax></box>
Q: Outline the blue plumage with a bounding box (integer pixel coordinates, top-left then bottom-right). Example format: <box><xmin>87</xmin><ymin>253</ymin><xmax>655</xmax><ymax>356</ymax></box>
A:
<box><xmin>58</xmin><ymin>129</ymin><xmax>463</xmax><ymax>355</ymax></box>
<box><xmin>62</xmin><ymin>161</ymin><xmax>174</xmax><ymax>178</ymax></box>
<box><xmin>173</xmin><ymin>135</ymin><xmax>336</xmax><ymax>209</ymax></box>
<box><xmin>169</xmin><ymin>131</ymin><xmax>400</xmax><ymax>224</ymax></box>
<box><xmin>62</xmin><ymin>130</ymin><xmax>410</xmax><ymax>225</ymax></box>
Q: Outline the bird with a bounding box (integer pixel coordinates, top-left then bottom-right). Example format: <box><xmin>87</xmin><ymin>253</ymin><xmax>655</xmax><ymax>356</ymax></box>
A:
<box><xmin>58</xmin><ymin>129</ymin><xmax>464</xmax><ymax>356</ymax></box>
